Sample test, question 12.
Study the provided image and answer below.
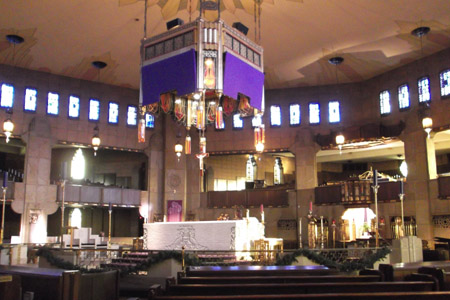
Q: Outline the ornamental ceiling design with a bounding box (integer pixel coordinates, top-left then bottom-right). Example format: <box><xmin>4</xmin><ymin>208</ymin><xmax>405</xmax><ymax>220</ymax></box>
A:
<box><xmin>0</xmin><ymin>0</ymin><xmax>450</xmax><ymax>90</ymax></box>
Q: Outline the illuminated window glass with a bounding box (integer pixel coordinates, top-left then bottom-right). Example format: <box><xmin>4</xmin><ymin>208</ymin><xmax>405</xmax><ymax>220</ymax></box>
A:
<box><xmin>89</xmin><ymin>99</ymin><xmax>100</xmax><ymax>121</ymax></box>
<box><xmin>270</xmin><ymin>105</ymin><xmax>281</xmax><ymax>126</ymax></box>
<box><xmin>252</xmin><ymin>115</ymin><xmax>262</xmax><ymax>128</ymax></box>
<box><xmin>145</xmin><ymin>113</ymin><xmax>154</xmax><ymax>128</ymax></box>
<box><xmin>328</xmin><ymin>101</ymin><xmax>340</xmax><ymax>123</ymax></box>
<box><xmin>233</xmin><ymin>114</ymin><xmax>243</xmax><ymax>129</ymax></box>
<box><xmin>0</xmin><ymin>84</ymin><xmax>14</xmax><ymax>108</ymax></box>
<box><xmin>379</xmin><ymin>90</ymin><xmax>391</xmax><ymax>115</ymax></box>
<box><xmin>24</xmin><ymin>88</ymin><xmax>37</xmax><ymax>112</ymax></box>
<box><xmin>68</xmin><ymin>95</ymin><xmax>80</xmax><ymax>118</ymax></box>
<box><xmin>398</xmin><ymin>84</ymin><xmax>410</xmax><ymax>110</ymax></box>
<box><xmin>440</xmin><ymin>69</ymin><xmax>450</xmax><ymax>97</ymax></box>
<box><xmin>309</xmin><ymin>102</ymin><xmax>320</xmax><ymax>124</ymax></box>
<box><xmin>127</xmin><ymin>105</ymin><xmax>138</xmax><ymax>126</ymax></box>
<box><xmin>108</xmin><ymin>102</ymin><xmax>119</xmax><ymax>124</ymax></box>
<box><xmin>47</xmin><ymin>92</ymin><xmax>59</xmax><ymax>115</ymax></box>
<box><xmin>418</xmin><ymin>76</ymin><xmax>431</xmax><ymax>103</ymax></box>
<box><xmin>289</xmin><ymin>104</ymin><xmax>300</xmax><ymax>126</ymax></box>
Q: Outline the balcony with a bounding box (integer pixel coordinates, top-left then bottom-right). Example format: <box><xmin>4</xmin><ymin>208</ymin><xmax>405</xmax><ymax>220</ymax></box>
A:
<box><xmin>57</xmin><ymin>184</ymin><xmax>141</xmax><ymax>206</ymax></box>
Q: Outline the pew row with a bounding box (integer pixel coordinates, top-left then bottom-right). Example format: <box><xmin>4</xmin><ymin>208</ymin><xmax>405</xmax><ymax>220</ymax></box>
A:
<box><xmin>176</xmin><ymin>275</ymin><xmax>382</xmax><ymax>284</ymax></box>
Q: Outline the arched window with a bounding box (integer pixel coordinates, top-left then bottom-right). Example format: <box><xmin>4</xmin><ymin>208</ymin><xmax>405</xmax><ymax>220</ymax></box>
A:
<box><xmin>71</xmin><ymin>148</ymin><xmax>85</xmax><ymax>180</ymax></box>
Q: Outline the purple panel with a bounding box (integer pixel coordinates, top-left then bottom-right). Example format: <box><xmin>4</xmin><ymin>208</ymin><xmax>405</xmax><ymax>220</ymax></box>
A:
<box><xmin>223</xmin><ymin>52</ymin><xmax>264</xmax><ymax>111</ymax></box>
<box><xmin>142</xmin><ymin>49</ymin><xmax>197</xmax><ymax>105</ymax></box>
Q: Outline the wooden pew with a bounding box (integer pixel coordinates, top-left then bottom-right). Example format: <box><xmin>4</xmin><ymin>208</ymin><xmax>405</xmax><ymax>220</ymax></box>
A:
<box><xmin>185</xmin><ymin>265</ymin><xmax>339</xmax><ymax>277</ymax></box>
<box><xmin>150</xmin><ymin>291</ymin><xmax>450</xmax><ymax>300</ymax></box>
<box><xmin>177</xmin><ymin>274</ymin><xmax>381</xmax><ymax>284</ymax></box>
<box><xmin>164</xmin><ymin>281</ymin><xmax>434</xmax><ymax>296</ymax></box>
<box><xmin>417</xmin><ymin>266</ymin><xmax>450</xmax><ymax>290</ymax></box>
<box><xmin>379</xmin><ymin>261</ymin><xmax>450</xmax><ymax>282</ymax></box>
<box><xmin>0</xmin><ymin>265</ymin><xmax>80</xmax><ymax>300</ymax></box>
<box><xmin>0</xmin><ymin>274</ymin><xmax>21</xmax><ymax>300</ymax></box>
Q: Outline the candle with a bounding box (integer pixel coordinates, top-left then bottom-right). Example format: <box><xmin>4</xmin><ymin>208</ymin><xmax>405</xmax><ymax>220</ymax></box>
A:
<box><xmin>309</xmin><ymin>201</ymin><xmax>312</xmax><ymax>212</ymax></box>
<box><xmin>260</xmin><ymin>204</ymin><xmax>264</xmax><ymax>213</ymax></box>
<box><xmin>261</xmin><ymin>211</ymin><xmax>264</xmax><ymax>223</ymax></box>
<box><xmin>62</xmin><ymin>162</ymin><xmax>68</xmax><ymax>180</ymax></box>
<box><xmin>400</xmin><ymin>179</ymin><xmax>404</xmax><ymax>195</ymax></box>
<box><xmin>246</xmin><ymin>209</ymin><xmax>250</xmax><ymax>219</ymax></box>
<box><xmin>109</xmin><ymin>202</ymin><xmax>112</xmax><ymax>211</ymax></box>
<box><xmin>373</xmin><ymin>169</ymin><xmax>378</xmax><ymax>186</ymax></box>
<box><xmin>3</xmin><ymin>171</ymin><xmax>7</xmax><ymax>188</ymax></box>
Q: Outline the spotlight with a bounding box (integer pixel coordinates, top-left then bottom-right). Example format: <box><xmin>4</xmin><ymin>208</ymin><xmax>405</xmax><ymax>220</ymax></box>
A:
<box><xmin>167</xmin><ymin>18</ymin><xmax>184</xmax><ymax>30</ymax></box>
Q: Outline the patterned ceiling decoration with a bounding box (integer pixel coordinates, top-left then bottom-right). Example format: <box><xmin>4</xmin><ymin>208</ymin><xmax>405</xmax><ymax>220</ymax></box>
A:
<box><xmin>0</xmin><ymin>1</ymin><xmax>449</xmax><ymax>89</ymax></box>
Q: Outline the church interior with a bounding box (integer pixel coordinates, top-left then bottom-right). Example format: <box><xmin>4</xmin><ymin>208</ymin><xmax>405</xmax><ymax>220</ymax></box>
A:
<box><xmin>1</xmin><ymin>1</ymin><xmax>450</xmax><ymax>299</ymax></box>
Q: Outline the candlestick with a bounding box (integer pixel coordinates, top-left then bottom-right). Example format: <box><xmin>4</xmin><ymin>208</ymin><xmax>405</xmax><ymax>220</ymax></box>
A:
<box><xmin>400</xmin><ymin>179</ymin><xmax>404</xmax><ymax>195</ymax></box>
<box><xmin>373</xmin><ymin>169</ymin><xmax>378</xmax><ymax>186</ymax></box>
<box><xmin>2</xmin><ymin>172</ymin><xmax>7</xmax><ymax>188</ymax></box>
<box><xmin>109</xmin><ymin>202</ymin><xmax>112</xmax><ymax>212</ymax></box>
<box><xmin>261</xmin><ymin>211</ymin><xmax>264</xmax><ymax>223</ymax></box>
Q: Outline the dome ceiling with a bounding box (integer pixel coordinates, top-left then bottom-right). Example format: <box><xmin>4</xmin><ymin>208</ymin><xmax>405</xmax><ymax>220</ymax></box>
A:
<box><xmin>1</xmin><ymin>0</ymin><xmax>450</xmax><ymax>90</ymax></box>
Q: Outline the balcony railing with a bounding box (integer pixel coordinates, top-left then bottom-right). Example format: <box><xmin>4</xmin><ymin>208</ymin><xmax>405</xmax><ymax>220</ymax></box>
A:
<box><xmin>57</xmin><ymin>184</ymin><xmax>141</xmax><ymax>206</ymax></box>
<box><xmin>207</xmin><ymin>188</ymin><xmax>289</xmax><ymax>208</ymax></box>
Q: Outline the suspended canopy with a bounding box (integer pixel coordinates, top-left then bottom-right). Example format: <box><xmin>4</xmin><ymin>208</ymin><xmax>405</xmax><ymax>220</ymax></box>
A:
<box><xmin>140</xmin><ymin>18</ymin><xmax>265</xmax><ymax>127</ymax></box>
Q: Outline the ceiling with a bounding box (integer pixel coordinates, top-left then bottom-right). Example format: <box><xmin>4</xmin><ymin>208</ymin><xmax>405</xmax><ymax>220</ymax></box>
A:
<box><xmin>1</xmin><ymin>0</ymin><xmax>450</xmax><ymax>90</ymax></box>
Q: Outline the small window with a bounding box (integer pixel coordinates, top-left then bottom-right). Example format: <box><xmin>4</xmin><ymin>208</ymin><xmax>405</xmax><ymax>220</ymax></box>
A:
<box><xmin>89</xmin><ymin>99</ymin><xmax>100</xmax><ymax>121</ymax></box>
<box><xmin>328</xmin><ymin>101</ymin><xmax>340</xmax><ymax>123</ymax></box>
<box><xmin>252</xmin><ymin>115</ymin><xmax>262</xmax><ymax>128</ymax></box>
<box><xmin>440</xmin><ymin>69</ymin><xmax>450</xmax><ymax>97</ymax></box>
<box><xmin>233</xmin><ymin>114</ymin><xmax>243</xmax><ymax>129</ymax></box>
<box><xmin>0</xmin><ymin>83</ymin><xmax>14</xmax><ymax>108</ymax></box>
<box><xmin>145</xmin><ymin>113</ymin><xmax>154</xmax><ymax>128</ymax></box>
<box><xmin>379</xmin><ymin>90</ymin><xmax>391</xmax><ymax>115</ymax></box>
<box><xmin>418</xmin><ymin>76</ymin><xmax>431</xmax><ymax>103</ymax></box>
<box><xmin>309</xmin><ymin>102</ymin><xmax>320</xmax><ymax>124</ymax></box>
<box><xmin>24</xmin><ymin>88</ymin><xmax>37</xmax><ymax>112</ymax></box>
<box><xmin>289</xmin><ymin>104</ymin><xmax>300</xmax><ymax>126</ymax></box>
<box><xmin>270</xmin><ymin>105</ymin><xmax>281</xmax><ymax>127</ymax></box>
<box><xmin>68</xmin><ymin>95</ymin><xmax>80</xmax><ymax>118</ymax></box>
<box><xmin>127</xmin><ymin>105</ymin><xmax>138</xmax><ymax>126</ymax></box>
<box><xmin>47</xmin><ymin>92</ymin><xmax>59</xmax><ymax>115</ymax></box>
<box><xmin>398</xmin><ymin>84</ymin><xmax>410</xmax><ymax>110</ymax></box>
<box><xmin>108</xmin><ymin>102</ymin><xmax>119</xmax><ymax>124</ymax></box>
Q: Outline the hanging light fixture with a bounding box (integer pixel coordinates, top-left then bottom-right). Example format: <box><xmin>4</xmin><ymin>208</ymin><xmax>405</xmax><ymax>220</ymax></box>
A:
<box><xmin>3</xmin><ymin>109</ymin><xmax>14</xmax><ymax>143</ymax></box>
<box><xmin>174</xmin><ymin>132</ymin><xmax>183</xmax><ymax>161</ymax></box>
<box><xmin>335</xmin><ymin>133</ymin><xmax>345</xmax><ymax>153</ymax></box>
<box><xmin>254</xmin><ymin>119</ymin><xmax>265</xmax><ymax>153</ymax></box>
<box><xmin>91</xmin><ymin>126</ymin><xmax>101</xmax><ymax>156</ymax></box>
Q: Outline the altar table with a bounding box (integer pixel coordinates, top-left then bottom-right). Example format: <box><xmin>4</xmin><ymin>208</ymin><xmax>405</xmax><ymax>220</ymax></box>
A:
<box><xmin>143</xmin><ymin>217</ymin><xmax>264</xmax><ymax>251</ymax></box>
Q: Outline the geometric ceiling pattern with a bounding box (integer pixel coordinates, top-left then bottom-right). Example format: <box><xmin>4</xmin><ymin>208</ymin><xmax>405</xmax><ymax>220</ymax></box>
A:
<box><xmin>1</xmin><ymin>0</ymin><xmax>450</xmax><ymax>90</ymax></box>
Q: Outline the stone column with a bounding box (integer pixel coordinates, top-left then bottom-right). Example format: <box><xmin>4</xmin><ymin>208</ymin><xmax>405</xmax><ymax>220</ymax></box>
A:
<box><xmin>289</xmin><ymin>128</ymin><xmax>320</xmax><ymax>247</ymax></box>
<box><xmin>401</xmin><ymin>110</ymin><xmax>437</xmax><ymax>248</ymax></box>
<box><xmin>12</xmin><ymin>117</ymin><xmax>58</xmax><ymax>243</ymax></box>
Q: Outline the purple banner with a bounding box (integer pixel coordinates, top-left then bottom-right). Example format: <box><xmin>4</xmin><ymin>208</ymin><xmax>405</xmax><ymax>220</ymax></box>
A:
<box><xmin>141</xmin><ymin>49</ymin><xmax>197</xmax><ymax>105</ymax></box>
<box><xmin>223</xmin><ymin>52</ymin><xmax>265</xmax><ymax>111</ymax></box>
<box><xmin>167</xmin><ymin>200</ymin><xmax>183</xmax><ymax>222</ymax></box>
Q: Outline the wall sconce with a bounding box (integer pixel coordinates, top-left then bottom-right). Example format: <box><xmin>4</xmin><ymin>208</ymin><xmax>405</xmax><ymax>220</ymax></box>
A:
<box><xmin>422</xmin><ymin>116</ymin><xmax>433</xmax><ymax>138</ymax></box>
<box><xmin>91</xmin><ymin>126</ymin><xmax>101</xmax><ymax>156</ymax></box>
<box><xmin>3</xmin><ymin>116</ymin><xmax>14</xmax><ymax>143</ymax></box>
<box><xmin>335</xmin><ymin>133</ymin><xmax>345</xmax><ymax>153</ymax></box>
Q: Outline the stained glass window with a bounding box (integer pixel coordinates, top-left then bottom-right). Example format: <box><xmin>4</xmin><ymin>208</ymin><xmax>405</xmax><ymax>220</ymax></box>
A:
<box><xmin>47</xmin><ymin>92</ymin><xmax>59</xmax><ymax>115</ymax></box>
<box><xmin>24</xmin><ymin>88</ymin><xmax>37</xmax><ymax>112</ymax></box>
<box><xmin>89</xmin><ymin>99</ymin><xmax>100</xmax><ymax>121</ymax></box>
<box><xmin>289</xmin><ymin>104</ymin><xmax>300</xmax><ymax>126</ymax></box>
<box><xmin>127</xmin><ymin>105</ymin><xmax>138</xmax><ymax>126</ymax></box>
<box><xmin>440</xmin><ymin>69</ymin><xmax>450</xmax><ymax>97</ymax></box>
<box><xmin>328</xmin><ymin>101</ymin><xmax>340</xmax><ymax>123</ymax></box>
<box><xmin>68</xmin><ymin>95</ymin><xmax>80</xmax><ymax>118</ymax></box>
<box><xmin>108</xmin><ymin>102</ymin><xmax>119</xmax><ymax>124</ymax></box>
<box><xmin>398</xmin><ymin>84</ymin><xmax>410</xmax><ymax>110</ymax></box>
<box><xmin>309</xmin><ymin>102</ymin><xmax>320</xmax><ymax>124</ymax></box>
<box><xmin>418</xmin><ymin>76</ymin><xmax>431</xmax><ymax>103</ymax></box>
<box><xmin>233</xmin><ymin>114</ymin><xmax>243</xmax><ymax>129</ymax></box>
<box><xmin>145</xmin><ymin>113</ymin><xmax>154</xmax><ymax>128</ymax></box>
<box><xmin>270</xmin><ymin>105</ymin><xmax>281</xmax><ymax>126</ymax></box>
<box><xmin>379</xmin><ymin>90</ymin><xmax>391</xmax><ymax>115</ymax></box>
<box><xmin>0</xmin><ymin>84</ymin><xmax>14</xmax><ymax>108</ymax></box>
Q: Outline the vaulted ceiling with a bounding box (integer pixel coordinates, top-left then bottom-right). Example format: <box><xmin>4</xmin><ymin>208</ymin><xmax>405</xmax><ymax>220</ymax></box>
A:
<box><xmin>1</xmin><ymin>0</ymin><xmax>450</xmax><ymax>90</ymax></box>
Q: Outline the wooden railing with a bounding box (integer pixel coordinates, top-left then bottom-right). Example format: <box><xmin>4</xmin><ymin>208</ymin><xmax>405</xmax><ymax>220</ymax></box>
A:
<box><xmin>207</xmin><ymin>188</ymin><xmax>289</xmax><ymax>208</ymax></box>
<box><xmin>315</xmin><ymin>181</ymin><xmax>402</xmax><ymax>205</ymax></box>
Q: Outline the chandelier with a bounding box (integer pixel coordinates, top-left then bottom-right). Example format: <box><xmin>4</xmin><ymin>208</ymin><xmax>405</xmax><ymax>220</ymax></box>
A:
<box><xmin>138</xmin><ymin>2</ymin><xmax>265</xmax><ymax>170</ymax></box>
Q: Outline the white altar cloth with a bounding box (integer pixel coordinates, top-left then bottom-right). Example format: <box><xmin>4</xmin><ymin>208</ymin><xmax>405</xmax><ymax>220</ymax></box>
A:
<box><xmin>143</xmin><ymin>217</ymin><xmax>264</xmax><ymax>251</ymax></box>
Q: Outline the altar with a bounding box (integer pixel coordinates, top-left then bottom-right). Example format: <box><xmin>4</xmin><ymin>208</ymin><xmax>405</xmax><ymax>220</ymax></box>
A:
<box><xmin>143</xmin><ymin>217</ymin><xmax>264</xmax><ymax>251</ymax></box>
